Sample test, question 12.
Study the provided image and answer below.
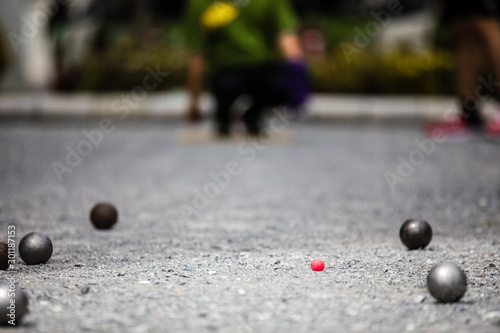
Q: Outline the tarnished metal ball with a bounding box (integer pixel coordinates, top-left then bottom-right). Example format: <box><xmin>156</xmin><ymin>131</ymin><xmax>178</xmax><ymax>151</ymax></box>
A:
<box><xmin>90</xmin><ymin>202</ymin><xmax>118</xmax><ymax>230</ymax></box>
<box><xmin>0</xmin><ymin>239</ymin><xmax>8</xmax><ymax>270</ymax></box>
<box><xmin>19</xmin><ymin>232</ymin><xmax>53</xmax><ymax>265</ymax></box>
<box><xmin>399</xmin><ymin>219</ymin><xmax>432</xmax><ymax>250</ymax></box>
<box><xmin>0</xmin><ymin>282</ymin><xmax>28</xmax><ymax>325</ymax></box>
<box><xmin>427</xmin><ymin>262</ymin><xmax>467</xmax><ymax>303</ymax></box>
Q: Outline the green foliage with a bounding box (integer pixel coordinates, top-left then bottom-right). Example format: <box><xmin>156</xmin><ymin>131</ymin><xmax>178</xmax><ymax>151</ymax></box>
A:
<box><xmin>310</xmin><ymin>48</ymin><xmax>456</xmax><ymax>95</ymax></box>
<box><xmin>319</xmin><ymin>17</ymin><xmax>374</xmax><ymax>51</ymax></box>
<box><xmin>77</xmin><ymin>38</ymin><xmax>188</xmax><ymax>91</ymax></box>
<box><xmin>78</xmin><ymin>37</ymin><xmax>456</xmax><ymax>95</ymax></box>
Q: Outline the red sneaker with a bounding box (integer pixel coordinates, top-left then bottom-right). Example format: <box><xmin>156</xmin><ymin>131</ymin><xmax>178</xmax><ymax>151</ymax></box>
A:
<box><xmin>425</xmin><ymin>116</ymin><xmax>483</xmax><ymax>142</ymax></box>
<box><xmin>486</xmin><ymin>112</ymin><xmax>500</xmax><ymax>138</ymax></box>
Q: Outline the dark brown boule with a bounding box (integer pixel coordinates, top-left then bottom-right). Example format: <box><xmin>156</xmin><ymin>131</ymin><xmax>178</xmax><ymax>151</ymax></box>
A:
<box><xmin>0</xmin><ymin>239</ymin><xmax>9</xmax><ymax>270</ymax></box>
<box><xmin>90</xmin><ymin>202</ymin><xmax>118</xmax><ymax>230</ymax></box>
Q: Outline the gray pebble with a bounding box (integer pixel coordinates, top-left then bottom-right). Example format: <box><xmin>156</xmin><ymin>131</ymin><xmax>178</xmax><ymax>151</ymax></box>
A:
<box><xmin>80</xmin><ymin>285</ymin><xmax>90</xmax><ymax>294</ymax></box>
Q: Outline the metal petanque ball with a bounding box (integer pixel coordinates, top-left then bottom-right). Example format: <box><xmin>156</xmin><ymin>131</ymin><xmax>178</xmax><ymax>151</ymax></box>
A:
<box><xmin>427</xmin><ymin>262</ymin><xmax>467</xmax><ymax>303</ymax></box>
<box><xmin>90</xmin><ymin>202</ymin><xmax>118</xmax><ymax>230</ymax></box>
<box><xmin>399</xmin><ymin>219</ymin><xmax>432</xmax><ymax>250</ymax></box>
<box><xmin>19</xmin><ymin>232</ymin><xmax>53</xmax><ymax>265</ymax></box>
<box><xmin>0</xmin><ymin>239</ymin><xmax>8</xmax><ymax>270</ymax></box>
<box><xmin>0</xmin><ymin>282</ymin><xmax>28</xmax><ymax>325</ymax></box>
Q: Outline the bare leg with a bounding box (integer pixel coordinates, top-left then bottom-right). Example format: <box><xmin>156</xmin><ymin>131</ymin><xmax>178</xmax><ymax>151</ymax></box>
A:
<box><xmin>451</xmin><ymin>17</ymin><xmax>487</xmax><ymax>125</ymax></box>
<box><xmin>452</xmin><ymin>17</ymin><xmax>485</xmax><ymax>100</ymax></box>
<box><xmin>471</xmin><ymin>17</ymin><xmax>500</xmax><ymax>96</ymax></box>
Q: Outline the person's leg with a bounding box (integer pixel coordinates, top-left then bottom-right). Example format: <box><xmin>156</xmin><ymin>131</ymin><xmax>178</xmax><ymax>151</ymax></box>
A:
<box><xmin>211</xmin><ymin>68</ymin><xmax>246</xmax><ymax>135</ymax></box>
<box><xmin>243</xmin><ymin>63</ymin><xmax>287</xmax><ymax>135</ymax></box>
<box><xmin>471</xmin><ymin>17</ymin><xmax>500</xmax><ymax>96</ymax></box>
<box><xmin>473</xmin><ymin>16</ymin><xmax>500</xmax><ymax>136</ymax></box>
<box><xmin>452</xmin><ymin>16</ymin><xmax>485</xmax><ymax>126</ymax></box>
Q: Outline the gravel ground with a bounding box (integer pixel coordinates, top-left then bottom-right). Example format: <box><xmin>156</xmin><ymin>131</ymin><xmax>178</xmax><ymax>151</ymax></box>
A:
<box><xmin>0</xmin><ymin>118</ymin><xmax>499</xmax><ymax>333</ymax></box>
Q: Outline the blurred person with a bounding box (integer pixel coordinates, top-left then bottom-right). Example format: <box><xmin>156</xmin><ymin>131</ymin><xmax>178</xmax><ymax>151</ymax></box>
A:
<box><xmin>49</xmin><ymin>0</ymin><xmax>97</xmax><ymax>91</ymax></box>
<box><xmin>48</xmin><ymin>2</ymin><xmax>71</xmax><ymax>90</ymax></box>
<box><xmin>301</xmin><ymin>27</ymin><xmax>326</xmax><ymax>60</ymax></box>
<box><xmin>427</xmin><ymin>0</ymin><xmax>500</xmax><ymax>139</ymax></box>
<box><xmin>184</xmin><ymin>0</ymin><xmax>310</xmax><ymax>136</ymax></box>
<box><xmin>0</xmin><ymin>23</ymin><xmax>10</xmax><ymax>80</ymax></box>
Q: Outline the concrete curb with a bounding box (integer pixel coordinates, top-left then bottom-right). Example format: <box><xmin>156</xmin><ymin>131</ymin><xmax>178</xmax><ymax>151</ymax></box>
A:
<box><xmin>0</xmin><ymin>91</ymin><xmax>496</xmax><ymax>120</ymax></box>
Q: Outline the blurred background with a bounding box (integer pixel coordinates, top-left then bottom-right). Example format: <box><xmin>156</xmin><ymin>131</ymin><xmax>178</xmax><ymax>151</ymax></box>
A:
<box><xmin>0</xmin><ymin>0</ymin><xmax>459</xmax><ymax>95</ymax></box>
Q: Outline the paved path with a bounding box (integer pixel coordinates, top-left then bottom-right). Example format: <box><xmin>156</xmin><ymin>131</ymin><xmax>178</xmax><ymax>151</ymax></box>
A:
<box><xmin>0</xmin><ymin>118</ymin><xmax>499</xmax><ymax>332</ymax></box>
<box><xmin>0</xmin><ymin>91</ymin><xmax>498</xmax><ymax>120</ymax></box>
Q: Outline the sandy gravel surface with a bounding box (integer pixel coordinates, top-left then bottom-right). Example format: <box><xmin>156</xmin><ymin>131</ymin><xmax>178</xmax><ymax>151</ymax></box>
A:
<box><xmin>0</xmin><ymin>119</ymin><xmax>499</xmax><ymax>332</ymax></box>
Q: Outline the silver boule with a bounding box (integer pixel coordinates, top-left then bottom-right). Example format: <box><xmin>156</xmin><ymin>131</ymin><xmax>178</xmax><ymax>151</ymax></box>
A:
<box><xmin>0</xmin><ymin>282</ymin><xmax>28</xmax><ymax>325</ymax></box>
<box><xmin>427</xmin><ymin>262</ymin><xmax>467</xmax><ymax>303</ymax></box>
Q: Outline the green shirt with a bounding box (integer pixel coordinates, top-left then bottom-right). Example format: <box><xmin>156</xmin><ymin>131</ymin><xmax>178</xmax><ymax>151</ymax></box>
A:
<box><xmin>185</xmin><ymin>0</ymin><xmax>298</xmax><ymax>70</ymax></box>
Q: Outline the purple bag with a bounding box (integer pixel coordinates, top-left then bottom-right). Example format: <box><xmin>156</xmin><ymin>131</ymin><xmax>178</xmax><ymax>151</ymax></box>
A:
<box><xmin>276</xmin><ymin>59</ymin><xmax>311</xmax><ymax>111</ymax></box>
